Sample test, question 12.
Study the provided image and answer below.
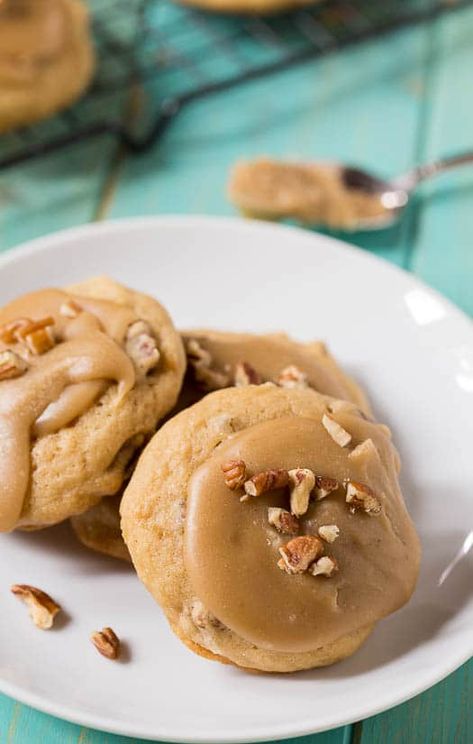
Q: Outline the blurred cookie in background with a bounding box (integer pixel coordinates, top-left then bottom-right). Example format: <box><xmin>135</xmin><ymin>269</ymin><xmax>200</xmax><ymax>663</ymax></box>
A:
<box><xmin>0</xmin><ymin>0</ymin><xmax>95</xmax><ymax>133</ymax></box>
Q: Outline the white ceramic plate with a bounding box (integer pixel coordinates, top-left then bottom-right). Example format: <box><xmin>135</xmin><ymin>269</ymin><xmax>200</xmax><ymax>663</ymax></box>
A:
<box><xmin>0</xmin><ymin>217</ymin><xmax>472</xmax><ymax>742</ymax></box>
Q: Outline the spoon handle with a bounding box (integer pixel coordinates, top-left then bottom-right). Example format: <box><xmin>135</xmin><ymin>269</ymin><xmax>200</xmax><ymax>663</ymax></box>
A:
<box><xmin>395</xmin><ymin>151</ymin><xmax>473</xmax><ymax>191</ymax></box>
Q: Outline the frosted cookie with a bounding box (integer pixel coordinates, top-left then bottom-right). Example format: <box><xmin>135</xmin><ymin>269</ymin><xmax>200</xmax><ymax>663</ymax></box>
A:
<box><xmin>0</xmin><ymin>276</ymin><xmax>185</xmax><ymax>531</ymax></box>
<box><xmin>183</xmin><ymin>329</ymin><xmax>371</xmax><ymax>416</ymax></box>
<box><xmin>0</xmin><ymin>0</ymin><xmax>94</xmax><ymax>133</ymax></box>
<box><xmin>121</xmin><ymin>384</ymin><xmax>420</xmax><ymax>673</ymax></box>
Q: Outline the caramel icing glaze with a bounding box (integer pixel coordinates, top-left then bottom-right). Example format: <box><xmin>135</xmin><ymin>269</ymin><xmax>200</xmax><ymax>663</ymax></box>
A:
<box><xmin>0</xmin><ymin>289</ymin><xmax>137</xmax><ymax>531</ymax></box>
<box><xmin>0</xmin><ymin>0</ymin><xmax>71</xmax><ymax>86</ymax></box>
<box><xmin>185</xmin><ymin>415</ymin><xmax>420</xmax><ymax>653</ymax></box>
<box><xmin>183</xmin><ymin>330</ymin><xmax>370</xmax><ymax>414</ymax></box>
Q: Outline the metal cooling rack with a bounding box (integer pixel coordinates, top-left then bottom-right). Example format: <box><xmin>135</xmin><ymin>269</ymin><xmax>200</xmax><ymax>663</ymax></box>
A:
<box><xmin>0</xmin><ymin>0</ymin><xmax>471</xmax><ymax>169</ymax></box>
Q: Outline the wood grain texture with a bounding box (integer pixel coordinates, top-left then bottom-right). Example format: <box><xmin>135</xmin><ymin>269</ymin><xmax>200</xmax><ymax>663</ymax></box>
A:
<box><xmin>357</xmin><ymin>658</ymin><xmax>473</xmax><ymax>744</ymax></box>
<box><xmin>0</xmin><ymin>5</ymin><xmax>472</xmax><ymax>744</ymax></box>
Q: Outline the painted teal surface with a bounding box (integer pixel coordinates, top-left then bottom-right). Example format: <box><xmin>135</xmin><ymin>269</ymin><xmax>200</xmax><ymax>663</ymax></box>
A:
<box><xmin>0</xmin><ymin>4</ymin><xmax>472</xmax><ymax>743</ymax></box>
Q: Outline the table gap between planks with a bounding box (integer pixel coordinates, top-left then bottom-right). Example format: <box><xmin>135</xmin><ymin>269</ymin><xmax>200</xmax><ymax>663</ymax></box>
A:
<box><xmin>0</xmin><ymin>5</ymin><xmax>472</xmax><ymax>744</ymax></box>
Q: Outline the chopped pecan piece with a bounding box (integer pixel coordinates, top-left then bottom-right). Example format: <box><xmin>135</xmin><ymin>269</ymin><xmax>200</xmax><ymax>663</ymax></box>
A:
<box><xmin>314</xmin><ymin>475</ymin><xmax>339</xmax><ymax>501</ymax></box>
<box><xmin>91</xmin><ymin>627</ymin><xmax>121</xmax><ymax>660</ymax></box>
<box><xmin>185</xmin><ymin>338</ymin><xmax>230</xmax><ymax>390</ymax></box>
<box><xmin>191</xmin><ymin>600</ymin><xmax>224</xmax><ymax>630</ymax></box>
<box><xmin>345</xmin><ymin>480</ymin><xmax>382</xmax><ymax>515</ymax></box>
<box><xmin>126</xmin><ymin>321</ymin><xmax>160</xmax><ymax>375</ymax></box>
<box><xmin>276</xmin><ymin>365</ymin><xmax>308</xmax><ymax>389</ymax></box>
<box><xmin>310</xmin><ymin>555</ymin><xmax>338</xmax><ymax>577</ymax></box>
<box><xmin>24</xmin><ymin>327</ymin><xmax>55</xmax><ymax>355</ymax></box>
<box><xmin>4</xmin><ymin>317</ymin><xmax>56</xmax><ymax>355</ymax></box>
<box><xmin>348</xmin><ymin>438</ymin><xmax>380</xmax><ymax>464</ymax></box>
<box><xmin>322</xmin><ymin>414</ymin><xmax>352</xmax><ymax>447</ymax></box>
<box><xmin>0</xmin><ymin>317</ymin><xmax>30</xmax><ymax>344</ymax></box>
<box><xmin>221</xmin><ymin>459</ymin><xmax>247</xmax><ymax>490</ymax></box>
<box><xmin>288</xmin><ymin>467</ymin><xmax>315</xmax><ymax>516</ymax></box>
<box><xmin>0</xmin><ymin>350</ymin><xmax>28</xmax><ymax>380</ymax></box>
<box><xmin>234</xmin><ymin>361</ymin><xmax>263</xmax><ymax>386</ymax></box>
<box><xmin>267</xmin><ymin>507</ymin><xmax>299</xmax><ymax>535</ymax></box>
<box><xmin>318</xmin><ymin>524</ymin><xmax>340</xmax><ymax>543</ymax></box>
<box><xmin>11</xmin><ymin>584</ymin><xmax>61</xmax><ymax>629</ymax></box>
<box><xmin>243</xmin><ymin>468</ymin><xmax>289</xmax><ymax>499</ymax></box>
<box><xmin>278</xmin><ymin>535</ymin><xmax>324</xmax><ymax>574</ymax></box>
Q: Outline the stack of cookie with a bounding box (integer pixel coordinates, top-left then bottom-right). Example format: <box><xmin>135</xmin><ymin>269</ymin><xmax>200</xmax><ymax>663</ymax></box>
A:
<box><xmin>0</xmin><ymin>276</ymin><xmax>420</xmax><ymax>673</ymax></box>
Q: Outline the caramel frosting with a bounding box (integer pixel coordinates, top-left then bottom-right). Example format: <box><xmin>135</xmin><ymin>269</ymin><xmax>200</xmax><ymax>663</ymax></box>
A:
<box><xmin>183</xmin><ymin>330</ymin><xmax>370</xmax><ymax>414</ymax></box>
<box><xmin>0</xmin><ymin>0</ymin><xmax>70</xmax><ymax>86</ymax></box>
<box><xmin>0</xmin><ymin>288</ymin><xmax>140</xmax><ymax>532</ymax></box>
<box><xmin>185</xmin><ymin>415</ymin><xmax>420</xmax><ymax>653</ymax></box>
<box><xmin>228</xmin><ymin>158</ymin><xmax>389</xmax><ymax>231</ymax></box>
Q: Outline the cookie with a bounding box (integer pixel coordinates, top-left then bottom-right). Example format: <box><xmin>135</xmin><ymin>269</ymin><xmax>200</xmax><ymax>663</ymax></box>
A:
<box><xmin>73</xmin><ymin>327</ymin><xmax>371</xmax><ymax>561</ymax></box>
<box><xmin>0</xmin><ymin>276</ymin><xmax>185</xmax><ymax>531</ymax></box>
<box><xmin>0</xmin><ymin>0</ymin><xmax>94</xmax><ymax>134</ymax></box>
<box><xmin>121</xmin><ymin>384</ymin><xmax>420</xmax><ymax>673</ymax></box>
<box><xmin>71</xmin><ymin>493</ymin><xmax>131</xmax><ymax>563</ymax></box>
<box><xmin>183</xmin><ymin>329</ymin><xmax>372</xmax><ymax>416</ymax></box>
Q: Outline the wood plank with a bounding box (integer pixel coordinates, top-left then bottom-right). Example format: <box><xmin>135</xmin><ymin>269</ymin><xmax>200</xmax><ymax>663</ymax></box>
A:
<box><xmin>357</xmin><ymin>658</ymin><xmax>473</xmax><ymax>744</ymax></box>
<box><xmin>0</xmin><ymin>693</ymin><xmax>349</xmax><ymax>744</ymax></box>
<box><xmin>408</xmin><ymin>6</ymin><xmax>473</xmax><ymax>315</ymax></box>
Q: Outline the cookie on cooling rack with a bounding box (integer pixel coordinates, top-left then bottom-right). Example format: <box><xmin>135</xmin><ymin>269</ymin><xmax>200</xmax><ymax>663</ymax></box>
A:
<box><xmin>0</xmin><ymin>0</ymin><xmax>95</xmax><ymax>133</ymax></box>
<box><xmin>121</xmin><ymin>384</ymin><xmax>420</xmax><ymax>673</ymax></box>
<box><xmin>0</xmin><ymin>276</ymin><xmax>185</xmax><ymax>532</ymax></box>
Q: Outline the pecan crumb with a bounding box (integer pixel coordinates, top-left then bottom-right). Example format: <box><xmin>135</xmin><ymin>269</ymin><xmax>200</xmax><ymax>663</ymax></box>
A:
<box><xmin>346</xmin><ymin>480</ymin><xmax>382</xmax><ymax>515</ymax></box>
<box><xmin>243</xmin><ymin>468</ymin><xmax>289</xmax><ymax>499</ymax></box>
<box><xmin>126</xmin><ymin>320</ymin><xmax>160</xmax><ymax>375</ymax></box>
<box><xmin>0</xmin><ymin>349</ymin><xmax>28</xmax><ymax>380</ymax></box>
<box><xmin>314</xmin><ymin>475</ymin><xmax>339</xmax><ymax>500</ymax></box>
<box><xmin>234</xmin><ymin>361</ymin><xmax>263</xmax><ymax>386</ymax></box>
<box><xmin>25</xmin><ymin>326</ymin><xmax>55</xmax><ymax>355</ymax></box>
<box><xmin>276</xmin><ymin>365</ymin><xmax>308</xmax><ymax>389</ymax></box>
<box><xmin>318</xmin><ymin>524</ymin><xmax>340</xmax><ymax>543</ymax></box>
<box><xmin>191</xmin><ymin>600</ymin><xmax>224</xmax><ymax>630</ymax></box>
<box><xmin>59</xmin><ymin>299</ymin><xmax>82</xmax><ymax>318</ymax></box>
<box><xmin>268</xmin><ymin>507</ymin><xmax>299</xmax><ymax>535</ymax></box>
<box><xmin>322</xmin><ymin>414</ymin><xmax>352</xmax><ymax>447</ymax></box>
<box><xmin>185</xmin><ymin>338</ymin><xmax>230</xmax><ymax>390</ymax></box>
<box><xmin>310</xmin><ymin>555</ymin><xmax>338</xmax><ymax>577</ymax></box>
<box><xmin>221</xmin><ymin>459</ymin><xmax>247</xmax><ymax>490</ymax></box>
<box><xmin>278</xmin><ymin>535</ymin><xmax>324</xmax><ymax>574</ymax></box>
<box><xmin>348</xmin><ymin>438</ymin><xmax>380</xmax><ymax>463</ymax></box>
<box><xmin>91</xmin><ymin>627</ymin><xmax>121</xmax><ymax>660</ymax></box>
<box><xmin>288</xmin><ymin>467</ymin><xmax>315</xmax><ymax>516</ymax></box>
<box><xmin>11</xmin><ymin>584</ymin><xmax>61</xmax><ymax>629</ymax></box>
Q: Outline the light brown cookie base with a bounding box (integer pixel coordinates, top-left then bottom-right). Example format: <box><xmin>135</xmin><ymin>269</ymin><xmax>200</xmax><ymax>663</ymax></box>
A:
<box><xmin>71</xmin><ymin>493</ymin><xmax>131</xmax><ymax>562</ymax></box>
<box><xmin>0</xmin><ymin>0</ymin><xmax>95</xmax><ymax>134</ymax></box>
<box><xmin>18</xmin><ymin>276</ymin><xmax>185</xmax><ymax>530</ymax></box>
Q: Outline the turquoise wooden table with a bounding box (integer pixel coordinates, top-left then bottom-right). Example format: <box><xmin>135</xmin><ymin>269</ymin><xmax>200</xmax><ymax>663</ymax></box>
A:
<box><xmin>1</xmin><ymin>3</ymin><xmax>473</xmax><ymax>742</ymax></box>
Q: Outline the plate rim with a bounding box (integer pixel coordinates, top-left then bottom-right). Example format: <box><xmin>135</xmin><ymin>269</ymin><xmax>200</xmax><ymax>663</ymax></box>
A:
<box><xmin>0</xmin><ymin>214</ymin><xmax>472</xmax><ymax>742</ymax></box>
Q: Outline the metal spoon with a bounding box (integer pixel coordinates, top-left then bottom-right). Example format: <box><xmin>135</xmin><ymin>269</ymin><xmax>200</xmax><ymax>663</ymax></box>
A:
<box><xmin>342</xmin><ymin>151</ymin><xmax>473</xmax><ymax>230</ymax></box>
